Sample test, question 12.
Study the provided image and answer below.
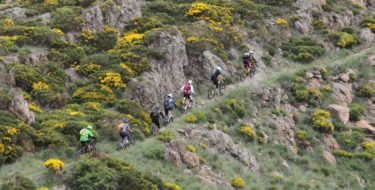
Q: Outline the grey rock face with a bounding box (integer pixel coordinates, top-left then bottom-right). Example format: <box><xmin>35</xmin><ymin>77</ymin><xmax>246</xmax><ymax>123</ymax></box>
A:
<box><xmin>0</xmin><ymin>7</ymin><xmax>26</xmax><ymax>20</ymax></box>
<box><xmin>9</xmin><ymin>89</ymin><xmax>35</xmax><ymax>124</ymax></box>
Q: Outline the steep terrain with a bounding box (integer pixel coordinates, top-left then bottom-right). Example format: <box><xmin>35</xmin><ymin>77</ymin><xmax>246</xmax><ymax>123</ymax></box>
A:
<box><xmin>0</xmin><ymin>0</ymin><xmax>374</xmax><ymax>190</ymax></box>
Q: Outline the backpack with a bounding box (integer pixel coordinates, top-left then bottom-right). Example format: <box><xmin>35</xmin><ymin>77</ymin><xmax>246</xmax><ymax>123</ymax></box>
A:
<box><xmin>183</xmin><ymin>83</ymin><xmax>191</xmax><ymax>94</ymax></box>
<box><xmin>164</xmin><ymin>98</ymin><xmax>174</xmax><ymax>109</ymax></box>
<box><xmin>120</xmin><ymin>123</ymin><xmax>129</xmax><ymax>133</ymax></box>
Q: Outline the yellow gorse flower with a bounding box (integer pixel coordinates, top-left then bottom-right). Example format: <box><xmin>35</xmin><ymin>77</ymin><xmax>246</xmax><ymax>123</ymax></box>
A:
<box><xmin>51</xmin><ymin>28</ymin><xmax>64</xmax><ymax>37</ymax></box>
<box><xmin>44</xmin><ymin>159</ymin><xmax>64</xmax><ymax>172</ymax></box>
<box><xmin>3</xmin><ymin>18</ymin><xmax>15</xmax><ymax>26</ymax></box>
<box><xmin>99</xmin><ymin>72</ymin><xmax>126</xmax><ymax>88</ymax></box>
<box><xmin>275</xmin><ymin>18</ymin><xmax>288</xmax><ymax>27</ymax></box>
<box><xmin>32</xmin><ymin>82</ymin><xmax>50</xmax><ymax>91</ymax></box>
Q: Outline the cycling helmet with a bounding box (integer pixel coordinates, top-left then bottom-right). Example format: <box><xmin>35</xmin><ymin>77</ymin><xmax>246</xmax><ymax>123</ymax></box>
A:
<box><xmin>188</xmin><ymin>80</ymin><xmax>192</xmax><ymax>84</ymax></box>
<box><xmin>167</xmin><ymin>93</ymin><xmax>172</xmax><ymax>98</ymax></box>
<box><xmin>123</xmin><ymin>118</ymin><xmax>129</xmax><ymax>123</ymax></box>
<box><xmin>216</xmin><ymin>66</ymin><xmax>222</xmax><ymax>71</ymax></box>
<box><xmin>249</xmin><ymin>50</ymin><xmax>255</xmax><ymax>54</ymax></box>
<box><xmin>87</xmin><ymin>125</ymin><xmax>93</xmax><ymax>130</ymax></box>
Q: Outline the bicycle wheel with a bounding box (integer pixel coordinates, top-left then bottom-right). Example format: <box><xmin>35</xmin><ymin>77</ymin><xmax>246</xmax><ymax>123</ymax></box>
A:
<box><xmin>207</xmin><ymin>87</ymin><xmax>216</xmax><ymax>99</ymax></box>
<box><xmin>76</xmin><ymin>148</ymin><xmax>84</xmax><ymax>157</ymax></box>
<box><xmin>218</xmin><ymin>82</ymin><xmax>225</xmax><ymax>95</ymax></box>
<box><xmin>239</xmin><ymin>72</ymin><xmax>245</xmax><ymax>82</ymax></box>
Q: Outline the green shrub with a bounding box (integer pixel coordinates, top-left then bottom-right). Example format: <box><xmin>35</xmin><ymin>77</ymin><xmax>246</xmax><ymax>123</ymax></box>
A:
<box><xmin>157</xmin><ymin>130</ymin><xmax>176</xmax><ymax>143</ymax></box>
<box><xmin>144</xmin><ymin>143</ymin><xmax>165</xmax><ymax>160</ymax></box>
<box><xmin>185</xmin><ymin>111</ymin><xmax>206</xmax><ymax>123</ymax></box>
<box><xmin>281</xmin><ymin>36</ymin><xmax>325</xmax><ymax>63</ymax></box>
<box><xmin>334</xmin><ymin>150</ymin><xmax>354</xmax><ymax>158</ymax></box>
<box><xmin>70</xmin><ymin>157</ymin><xmax>161</xmax><ymax>190</ymax></box>
<box><xmin>51</xmin><ymin>7</ymin><xmax>83</xmax><ymax>32</ymax></box>
<box><xmin>1</xmin><ymin>174</ymin><xmax>36</xmax><ymax>190</ymax></box>
<box><xmin>95</xmin><ymin>31</ymin><xmax>118</xmax><ymax>51</ymax></box>
<box><xmin>312</xmin><ymin>19</ymin><xmax>327</xmax><ymax>30</ymax></box>
<box><xmin>336</xmin><ymin>130</ymin><xmax>364</xmax><ymax>150</ymax></box>
<box><xmin>349</xmin><ymin>103</ymin><xmax>365</xmax><ymax>121</ymax></box>
<box><xmin>0</xmin><ymin>88</ymin><xmax>12</xmax><ymax>109</ymax></box>
<box><xmin>357</xmin><ymin>84</ymin><xmax>375</xmax><ymax>98</ymax></box>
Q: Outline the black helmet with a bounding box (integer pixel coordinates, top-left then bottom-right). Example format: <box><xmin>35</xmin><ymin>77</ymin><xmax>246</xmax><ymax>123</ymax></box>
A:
<box><xmin>123</xmin><ymin>118</ymin><xmax>129</xmax><ymax>123</ymax></box>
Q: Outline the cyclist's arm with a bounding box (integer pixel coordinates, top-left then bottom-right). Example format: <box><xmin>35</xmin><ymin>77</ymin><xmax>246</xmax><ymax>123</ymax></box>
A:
<box><xmin>159</xmin><ymin>111</ymin><xmax>165</xmax><ymax>119</ymax></box>
<box><xmin>191</xmin><ymin>85</ymin><xmax>195</xmax><ymax>94</ymax></box>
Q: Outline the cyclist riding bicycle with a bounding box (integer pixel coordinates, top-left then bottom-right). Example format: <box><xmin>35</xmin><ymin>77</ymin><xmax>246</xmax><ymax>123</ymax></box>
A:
<box><xmin>180</xmin><ymin>79</ymin><xmax>194</xmax><ymax>104</ymax></box>
<box><xmin>150</xmin><ymin>107</ymin><xmax>165</xmax><ymax>133</ymax></box>
<box><xmin>118</xmin><ymin>118</ymin><xmax>133</xmax><ymax>146</ymax></box>
<box><xmin>211</xmin><ymin>66</ymin><xmax>223</xmax><ymax>89</ymax></box>
<box><xmin>79</xmin><ymin>125</ymin><xmax>96</xmax><ymax>150</ymax></box>
<box><xmin>243</xmin><ymin>50</ymin><xmax>257</xmax><ymax>75</ymax></box>
<box><xmin>164</xmin><ymin>93</ymin><xmax>176</xmax><ymax>119</ymax></box>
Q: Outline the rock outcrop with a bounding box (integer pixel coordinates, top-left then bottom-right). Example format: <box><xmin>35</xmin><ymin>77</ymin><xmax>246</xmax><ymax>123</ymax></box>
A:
<box><xmin>323</xmin><ymin>150</ymin><xmax>337</xmax><ymax>165</ymax></box>
<box><xmin>0</xmin><ymin>7</ymin><xmax>26</xmax><ymax>19</ymax></box>
<box><xmin>83</xmin><ymin>0</ymin><xmax>142</xmax><ymax>32</ymax></box>
<box><xmin>354</xmin><ymin>120</ymin><xmax>375</xmax><ymax>134</ymax></box>
<box><xmin>9</xmin><ymin>89</ymin><xmax>35</xmax><ymax>124</ymax></box>
<box><xmin>328</xmin><ymin>104</ymin><xmax>350</xmax><ymax>124</ymax></box>
<box><xmin>128</xmin><ymin>28</ymin><xmax>188</xmax><ymax>109</ymax></box>
<box><xmin>332</xmin><ymin>82</ymin><xmax>353</xmax><ymax>105</ymax></box>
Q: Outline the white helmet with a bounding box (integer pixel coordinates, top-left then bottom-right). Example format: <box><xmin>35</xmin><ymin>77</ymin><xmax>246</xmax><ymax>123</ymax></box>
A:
<box><xmin>167</xmin><ymin>93</ymin><xmax>172</xmax><ymax>98</ymax></box>
<box><xmin>216</xmin><ymin>66</ymin><xmax>222</xmax><ymax>71</ymax></box>
<box><xmin>188</xmin><ymin>80</ymin><xmax>192</xmax><ymax>84</ymax></box>
<box><xmin>249</xmin><ymin>50</ymin><xmax>255</xmax><ymax>54</ymax></box>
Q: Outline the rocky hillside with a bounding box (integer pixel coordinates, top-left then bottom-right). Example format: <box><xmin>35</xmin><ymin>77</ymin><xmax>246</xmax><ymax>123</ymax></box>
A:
<box><xmin>0</xmin><ymin>0</ymin><xmax>374</xmax><ymax>189</ymax></box>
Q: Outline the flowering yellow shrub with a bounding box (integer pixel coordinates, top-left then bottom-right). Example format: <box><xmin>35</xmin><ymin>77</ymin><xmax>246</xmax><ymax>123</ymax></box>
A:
<box><xmin>199</xmin><ymin>143</ymin><xmax>207</xmax><ymax>150</ymax></box>
<box><xmin>119</xmin><ymin>63</ymin><xmax>136</xmax><ymax>77</ymax></box>
<box><xmin>337</xmin><ymin>32</ymin><xmax>357</xmax><ymax>48</ymax></box>
<box><xmin>44</xmin><ymin>159</ymin><xmax>64</xmax><ymax>172</ymax></box>
<box><xmin>37</xmin><ymin>187</ymin><xmax>49</xmax><ymax>190</ymax></box>
<box><xmin>275</xmin><ymin>18</ymin><xmax>288</xmax><ymax>27</ymax></box>
<box><xmin>0</xmin><ymin>36</ymin><xmax>18</xmax><ymax>52</ymax></box>
<box><xmin>0</xmin><ymin>143</ymin><xmax>5</xmax><ymax>154</ymax></box>
<box><xmin>186</xmin><ymin>3</ymin><xmax>233</xmax><ymax>26</ymax></box>
<box><xmin>51</xmin><ymin>28</ymin><xmax>64</xmax><ymax>37</ymax></box>
<box><xmin>362</xmin><ymin>140</ymin><xmax>375</xmax><ymax>150</ymax></box>
<box><xmin>164</xmin><ymin>182</ymin><xmax>182</xmax><ymax>190</ymax></box>
<box><xmin>29</xmin><ymin>102</ymin><xmax>43</xmax><ymax>113</ymax></box>
<box><xmin>187</xmin><ymin>36</ymin><xmax>198</xmax><ymax>43</ymax></box>
<box><xmin>187</xmin><ymin>145</ymin><xmax>196</xmax><ymax>153</ymax></box>
<box><xmin>239</xmin><ymin>124</ymin><xmax>256</xmax><ymax>141</ymax></box>
<box><xmin>83</xmin><ymin>102</ymin><xmax>101</xmax><ymax>112</ymax></box>
<box><xmin>122</xmin><ymin>33</ymin><xmax>144</xmax><ymax>44</ymax></box>
<box><xmin>2</xmin><ymin>18</ymin><xmax>15</xmax><ymax>26</ymax></box>
<box><xmin>99</xmin><ymin>72</ymin><xmax>126</xmax><ymax>88</ymax></box>
<box><xmin>184</xmin><ymin>114</ymin><xmax>198</xmax><ymax>123</ymax></box>
<box><xmin>321</xmin><ymin>85</ymin><xmax>332</xmax><ymax>92</ymax></box>
<box><xmin>367</xmin><ymin>23</ymin><xmax>375</xmax><ymax>32</ymax></box>
<box><xmin>296</xmin><ymin>130</ymin><xmax>307</xmax><ymax>140</ymax></box>
<box><xmin>32</xmin><ymin>82</ymin><xmax>50</xmax><ymax>91</ymax></box>
<box><xmin>72</xmin><ymin>85</ymin><xmax>116</xmax><ymax>103</ymax></box>
<box><xmin>308</xmin><ymin>87</ymin><xmax>322</xmax><ymax>98</ymax></box>
<box><xmin>44</xmin><ymin>0</ymin><xmax>59</xmax><ymax>6</ymax></box>
<box><xmin>231</xmin><ymin>176</ymin><xmax>245</xmax><ymax>188</ymax></box>
<box><xmin>311</xmin><ymin>109</ymin><xmax>334</xmax><ymax>133</ymax></box>
<box><xmin>7</xmin><ymin>128</ymin><xmax>18</xmax><ymax>136</ymax></box>
<box><xmin>103</xmin><ymin>25</ymin><xmax>120</xmax><ymax>36</ymax></box>
<box><xmin>82</xmin><ymin>29</ymin><xmax>95</xmax><ymax>43</ymax></box>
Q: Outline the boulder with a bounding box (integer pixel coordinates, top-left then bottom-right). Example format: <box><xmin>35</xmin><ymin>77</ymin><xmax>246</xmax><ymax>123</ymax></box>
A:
<box><xmin>167</xmin><ymin>149</ymin><xmax>182</xmax><ymax>168</ymax></box>
<box><xmin>30</xmin><ymin>13</ymin><xmax>51</xmax><ymax>24</ymax></box>
<box><xmin>9</xmin><ymin>89</ymin><xmax>35</xmax><ymax>124</ymax></box>
<box><xmin>294</xmin><ymin>0</ymin><xmax>326</xmax><ymax>11</ymax></box>
<box><xmin>270</xmin><ymin>116</ymin><xmax>296</xmax><ymax>148</ymax></box>
<box><xmin>354</xmin><ymin>120</ymin><xmax>375</xmax><ymax>134</ymax></box>
<box><xmin>24</xmin><ymin>47</ymin><xmax>49</xmax><ymax>65</ymax></box>
<box><xmin>323</xmin><ymin>134</ymin><xmax>340</xmax><ymax>150</ymax></box>
<box><xmin>65</xmin><ymin>68</ymin><xmax>82</xmax><ymax>82</ymax></box>
<box><xmin>182</xmin><ymin>152</ymin><xmax>200</xmax><ymax>168</ymax></box>
<box><xmin>364</xmin><ymin>99</ymin><xmax>375</xmax><ymax>123</ymax></box>
<box><xmin>351</xmin><ymin>0</ymin><xmax>367</xmax><ymax>8</ymax></box>
<box><xmin>368</xmin><ymin>80</ymin><xmax>375</xmax><ymax>90</ymax></box>
<box><xmin>0</xmin><ymin>7</ymin><xmax>26</xmax><ymax>19</ymax></box>
<box><xmin>323</xmin><ymin>151</ymin><xmax>337</xmax><ymax>165</ymax></box>
<box><xmin>360</xmin><ymin>28</ymin><xmax>375</xmax><ymax>44</ymax></box>
<box><xmin>339</xmin><ymin>73</ymin><xmax>350</xmax><ymax>82</ymax></box>
<box><xmin>328</xmin><ymin>104</ymin><xmax>350</xmax><ymax>124</ymax></box>
<box><xmin>332</xmin><ymin>82</ymin><xmax>352</xmax><ymax>105</ymax></box>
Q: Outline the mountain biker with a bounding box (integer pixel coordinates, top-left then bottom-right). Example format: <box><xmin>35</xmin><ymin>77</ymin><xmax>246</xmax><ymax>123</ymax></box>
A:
<box><xmin>211</xmin><ymin>66</ymin><xmax>223</xmax><ymax>89</ymax></box>
<box><xmin>118</xmin><ymin>118</ymin><xmax>133</xmax><ymax>145</ymax></box>
<box><xmin>150</xmin><ymin>106</ymin><xmax>165</xmax><ymax>132</ymax></box>
<box><xmin>164</xmin><ymin>93</ymin><xmax>176</xmax><ymax>118</ymax></box>
<box><xmin>243</xmin><ymin>50</ymin><xmax>257</xmax><ymax>73</ymax></box>
<box><xmin>79</xmin><ymin>125</ymin><xmax>95</xmax><ymax>150</ymax></box>
<box><xmin>180</xmin><ymin>79</ymin><xmax>195</xmax><ymax>102</ymax></box>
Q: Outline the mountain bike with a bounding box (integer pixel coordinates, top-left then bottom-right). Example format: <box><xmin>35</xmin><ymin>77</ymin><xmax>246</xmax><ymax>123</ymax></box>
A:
<box><xmin>208</xmin><ymin>76</ymin><xmax>226</xmax><ymax>99</ymax></box>
<box><xmin>164</xmin><ymin>109</ymin><xmax>174</xmax><ymax>125</ymax></box>
<box><xmin>117</xmin><ymin>133</ymin><xmax>134</xmax><ymax>150</ymax></box>
<box><xmin>182</xmin><ymin>95</ymin><xmax>195</xmax><ymax>113</ymax></box>
<box><xmin>240</xmin><ymin>64</ymin><xmax>256</xmax><ymax>82</ymax></box>
<box><xmin>77</xmin><ymin>138</ymin><xmax>97</xmax><ymax>157</ymax></box>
